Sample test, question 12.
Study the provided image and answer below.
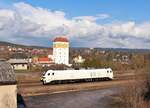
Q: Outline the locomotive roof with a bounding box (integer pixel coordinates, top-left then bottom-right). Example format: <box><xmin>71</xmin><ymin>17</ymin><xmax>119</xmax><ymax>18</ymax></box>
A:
<box><xmin>47</xmin><ymin>68</ymin><xmax>112</xmax><ymax>71</ymax></box>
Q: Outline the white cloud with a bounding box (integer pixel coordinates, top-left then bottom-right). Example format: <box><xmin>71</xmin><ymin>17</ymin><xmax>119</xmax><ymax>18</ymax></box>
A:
<box><xmin>73</xmin><ymin>16</ymin><xmax>98</xmax><ymax>21</ymax></box>
<box><xmin>73</xmin><ymin>14</ymin><xmax>110</xmax><ymax>21</ymax></box>
<box><xmin>97</xmin><ymin>14</ymin><xmax>110</xmax><ymax>19</ymax></box>
<box><xmin>0</xmin><ymin>2</ymin><xmax>150</xmax><ymax>49</ymax></box>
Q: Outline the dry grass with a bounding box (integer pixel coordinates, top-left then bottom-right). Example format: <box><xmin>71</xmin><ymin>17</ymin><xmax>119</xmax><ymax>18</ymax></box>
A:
<box><xmin>110</xmin><ymin>79</ymin><xmax>150</xmax><ymax>108</ymax></box>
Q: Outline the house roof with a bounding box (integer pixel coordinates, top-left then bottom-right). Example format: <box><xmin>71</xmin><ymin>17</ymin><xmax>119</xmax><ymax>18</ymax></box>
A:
<box><xmin>0</xmin><ymin>61</ymin><xmax>16</xmax><ymax>85</ymax></box>
<box><xmin>53</xmin><ymin>37</ymin><xmax>68</xmax><ymax>42</ymax></box>
<box><xmin>10</xmin><ymin>53</ymin><xmax>28</xmax><ymax>59</ymax></box>
<box><xmin>8</xmin><ymin>59</ymin><xmax>28</xmax><ymax>64</ymax></box>
<box><xmin>38</xmin><ymin>57</ymin><xmax>52</xmax><ymax>62</ymax></box>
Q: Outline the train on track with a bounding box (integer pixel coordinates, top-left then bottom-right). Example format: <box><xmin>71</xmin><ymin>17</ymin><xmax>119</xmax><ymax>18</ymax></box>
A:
<box><xmin>40</xmin><ymin>68</ymin><xmax>113</xmax><ymax>85</ymax></box>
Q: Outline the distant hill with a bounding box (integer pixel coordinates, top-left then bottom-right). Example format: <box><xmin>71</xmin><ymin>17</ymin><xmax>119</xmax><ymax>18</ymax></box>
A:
<box><xmin>0</xmin><ymin>41</ymin><xmax>150</xmax><ymax>52</ymax></box>
<box><xmin>95</xmin><ymin>48</ymin><xmax>150</xmax><ymax>53</ymax></box>
<box><xmin>71</xmin><ymin>47</ymin><xmax>150</xmax><ymax>53</ymax></box>
<box><xmin>0</xmin><ymin>41</ymin><xmax>49</xmax><ymax>49</ymax></box>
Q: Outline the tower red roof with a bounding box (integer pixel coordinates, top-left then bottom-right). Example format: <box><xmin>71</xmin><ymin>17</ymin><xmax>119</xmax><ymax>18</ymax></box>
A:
<box><xmin>38</xmin><ymin>57</ymin><xmax>52</xmax><ymax>61</ymax></box>
<box><xmin>53</xmin><ymin>37</ymin><xmax>68</xmax><ymax>42</ymax></box>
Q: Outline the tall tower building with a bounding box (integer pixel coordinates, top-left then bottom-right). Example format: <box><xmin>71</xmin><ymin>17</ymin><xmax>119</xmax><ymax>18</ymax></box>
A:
<box><xmin>53</xmin><ymin>37</ymin><xmax>69</xmax><ymax>65</ymax></box>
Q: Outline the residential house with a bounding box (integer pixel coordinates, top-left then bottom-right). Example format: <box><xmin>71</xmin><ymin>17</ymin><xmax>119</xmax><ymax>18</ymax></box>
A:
<box><xmin>8</xmin><ymin>59</ymin><xmax>28</xmax><ymax>70</ymax></box>
<box><xmin>73</xmin><ymin>55</ymin><xmax>85</xmax><ymax>64</ymax></box>
<box><xmin>37</xmin><ymin>57</ymin><xmax>53</xmax><ymax>67</ymax></box>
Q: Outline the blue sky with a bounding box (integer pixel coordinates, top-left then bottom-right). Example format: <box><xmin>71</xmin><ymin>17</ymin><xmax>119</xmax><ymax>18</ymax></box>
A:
<box><xmin>1</xmin><ymin>0</ymin><xmax>150</xmax><ymax>22</ymax></box>
<box><xmin>0</xmin><ymin>0</ymin><xmax>150</xmax><ymax>48</ymax></box>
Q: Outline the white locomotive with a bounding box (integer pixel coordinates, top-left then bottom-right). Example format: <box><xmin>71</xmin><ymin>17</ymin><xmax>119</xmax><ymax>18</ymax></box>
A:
<box><xmin>41</xmin><ymin>68</ymin><xmax>113</xmax><ymax>85</ymax></box>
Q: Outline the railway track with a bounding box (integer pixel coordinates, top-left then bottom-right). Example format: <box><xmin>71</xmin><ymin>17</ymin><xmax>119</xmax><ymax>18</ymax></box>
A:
<box><xmin>17</xmin><ymin>72</ymin><xmax>136</xmax><ymax>87</ymax></box>
<box><xmin>18</xmin><ymin>79</ymin><xmax>136</xmax><ymax>96</ymax></box>
<box><xmin>17</xmin><ymin>78</ymin><xmax>130</xmax><ymax>87</ymax></box>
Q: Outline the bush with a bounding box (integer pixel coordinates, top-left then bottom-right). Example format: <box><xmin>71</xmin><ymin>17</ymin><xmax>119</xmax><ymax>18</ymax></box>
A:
<box><xmin>111</xmin><ymin>80</ymin><xmax>150</xmax><ymax>108</ymax></box>
<box><xmin>144</xmin><ymin>80</ymin><xmax>150</xmax><ymax>101</ymax></box>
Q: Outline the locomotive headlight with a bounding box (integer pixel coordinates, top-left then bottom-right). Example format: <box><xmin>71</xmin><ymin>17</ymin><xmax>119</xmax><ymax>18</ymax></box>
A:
<box><xmin>40</xmin><ymin>77</ymin><xmax>43</xmax><ymax>81</ymax></box>
<box><xmin>40</xmin><ymin>77</ymin><xmax>45</xmax><ymax>81</ymax></box>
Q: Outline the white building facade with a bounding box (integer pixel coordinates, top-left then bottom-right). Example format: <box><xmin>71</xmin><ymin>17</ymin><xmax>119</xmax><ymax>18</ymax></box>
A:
<box><xmin>53</xmin><ymin>37</ymin><xmax>69</xmax><ymax>65</ymax></box>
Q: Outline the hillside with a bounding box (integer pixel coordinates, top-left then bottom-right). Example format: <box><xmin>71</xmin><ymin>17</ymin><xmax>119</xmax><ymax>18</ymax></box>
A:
<box><xmin>0</xmin><ymin>41</ymin><xmax>49</xmax><ymax>49</ymax></box>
